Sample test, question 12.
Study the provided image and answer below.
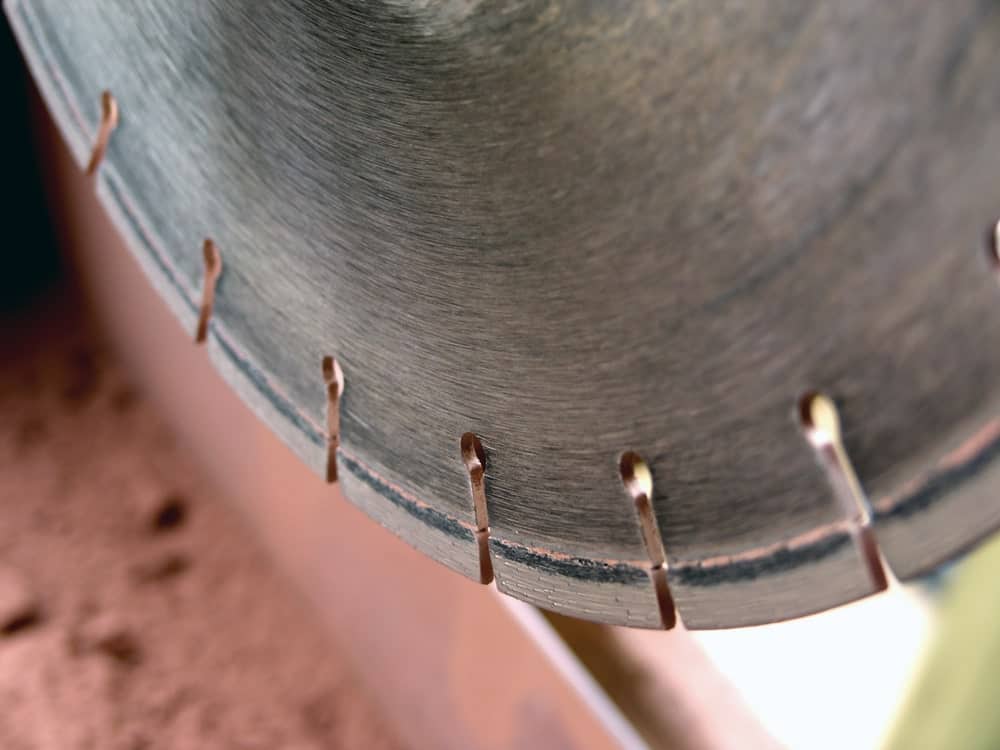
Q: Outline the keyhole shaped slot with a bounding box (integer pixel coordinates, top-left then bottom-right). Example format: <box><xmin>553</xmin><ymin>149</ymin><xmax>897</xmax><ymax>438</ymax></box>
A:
<box><xmin>85</xmin><ymin>90</ymin><xmax>119</xmax><ymax>177</ymax></box>
<box><xmin>799</xmin><ymin>392</ymin><xmax>888</xmax><ymax>592</ymax></box>
<box><xmin>323</xmin><ymin>356</ymin><xmax>344</xmax><ymax>483</ymax></box>
<box><xmin>619</xmin><ymin>451</ymin><xmax>677</xmax><ymax>629</ymax></box>
<box><xmin>195</xmin><ymin>239</ymin><xmax>222</xmax><ymax>344</ymax></box>
<box><xmin>461</xmin><ymin>432</ymin><xmax>494</xmax><ymax>585</ymax></box>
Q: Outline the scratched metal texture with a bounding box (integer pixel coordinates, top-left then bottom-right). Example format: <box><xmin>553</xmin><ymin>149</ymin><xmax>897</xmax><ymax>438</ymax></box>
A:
<box><xmin>9</xmin><ymin>0</ymin><xmax>1000</xmax><ymax>628</ymax></box>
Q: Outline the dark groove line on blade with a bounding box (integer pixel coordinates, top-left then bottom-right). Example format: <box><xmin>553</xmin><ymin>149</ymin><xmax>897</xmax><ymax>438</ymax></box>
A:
<box><xmin>671</xmin><ymin>533</ymin><xmax>853</xmax><ymax>586</ymax></box>
<box><xmin>486</xmin><ymin>540</ymin><xmax>649</xmax><ymax>585</ymax></box>
<box><xmin>875</xmin><ymin>427</ymin><xmax>1000</xmax><ymax>522</ymax></box>
<box><xmin>340</xmin><ymin>454</ymin><xmax>475</xmax><ymax>543</ymax></box>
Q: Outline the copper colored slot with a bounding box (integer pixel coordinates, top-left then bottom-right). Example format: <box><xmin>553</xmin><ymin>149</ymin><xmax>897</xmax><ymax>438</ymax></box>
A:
<box><xmin>461</xmin><ymin>432</ymin><xmax>494</xmax><ymax>584</ymax></box>
<box><xmin>195</xmin><ymin>240</ymin><xmax>223</xmax><ymax>344</ymax></box>
<box><xmin>619</xmin><ymin>451</ymin><xmax>677</xmax><ymax>629</ymax></box>
<box><xmin>799</xmin><ymin>392</ymin><xmax>889</xmax><ymax>592</ymax></box>
<box><xmin>85</xmin><ymin>90</ymin><xmax>119</xmax><ymax>177</ymax></box>
<box><xmin>322</xmin><ymin>356</ymin><xmax>344</xmax><ymax>483</ymax></box>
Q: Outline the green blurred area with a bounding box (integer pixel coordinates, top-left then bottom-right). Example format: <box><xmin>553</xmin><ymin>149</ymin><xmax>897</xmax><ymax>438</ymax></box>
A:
<box><xmin>886</xmin><ymin>536</ymin><xmax>1000</xmax><ymax>750</ymax></box>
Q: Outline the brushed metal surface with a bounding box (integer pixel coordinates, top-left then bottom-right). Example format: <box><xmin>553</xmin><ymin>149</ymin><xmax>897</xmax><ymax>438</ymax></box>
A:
<box><xmin>9</xmin><ymin>0</ymin><xmax>1000</xmax><ymax>628</ymax></box>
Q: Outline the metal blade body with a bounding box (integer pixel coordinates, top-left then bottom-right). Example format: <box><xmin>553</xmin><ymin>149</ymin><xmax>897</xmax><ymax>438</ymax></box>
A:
<box><xmin>10</xmin><ymin>0</ymin><xmax>1000</xmax><ymax>628</ymax></box>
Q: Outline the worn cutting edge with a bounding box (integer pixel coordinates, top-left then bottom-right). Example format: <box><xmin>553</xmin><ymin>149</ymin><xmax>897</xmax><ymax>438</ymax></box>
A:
<box><xmin>10</xmin><ymin>0</ymin><xmax>1000</xmax><ymax>629</ymax></box>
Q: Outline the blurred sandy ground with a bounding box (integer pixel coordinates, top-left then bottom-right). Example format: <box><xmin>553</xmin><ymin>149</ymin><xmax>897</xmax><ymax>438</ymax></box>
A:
<box><xmin>0</xmin><ymin>289</ymin><xmax>402</xmax><ymax>749</ymax></box>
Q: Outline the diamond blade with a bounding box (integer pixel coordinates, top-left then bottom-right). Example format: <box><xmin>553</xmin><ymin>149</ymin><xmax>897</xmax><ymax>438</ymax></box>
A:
<box><xmin>10</xmin><ymin>0</ymin><xmax>1000</xmax><ymax>628</ymax></box>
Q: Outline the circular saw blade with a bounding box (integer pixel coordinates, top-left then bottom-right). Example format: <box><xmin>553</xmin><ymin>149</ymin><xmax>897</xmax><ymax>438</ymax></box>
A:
<box><xmin>11</xmin><ymin>0</ymin><xmax>1000</xmax><ymax>628</ymax></box>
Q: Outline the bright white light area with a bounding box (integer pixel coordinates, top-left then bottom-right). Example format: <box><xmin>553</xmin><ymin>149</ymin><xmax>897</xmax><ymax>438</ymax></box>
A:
<box><xmin>692</xmin><ymin>583</ymin><xmax>936</xmax><ymax>750</ymax></box>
